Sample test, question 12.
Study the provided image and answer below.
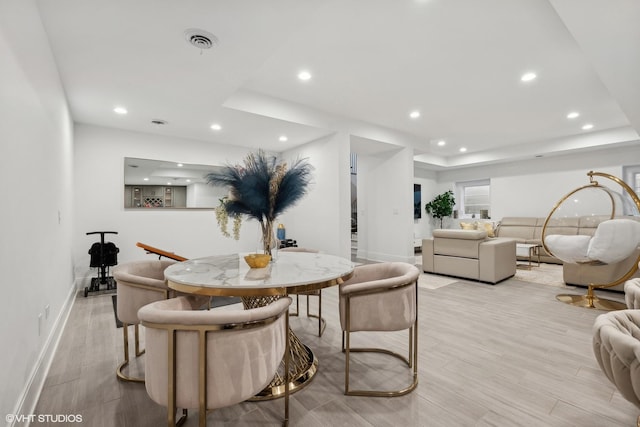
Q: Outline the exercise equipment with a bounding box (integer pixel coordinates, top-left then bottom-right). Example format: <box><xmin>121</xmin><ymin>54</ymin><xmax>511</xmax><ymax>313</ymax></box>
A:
<box><xmin>85</xmin><ymin>231</ymin><xmax>119</xmax><ymax>297</ymax></box>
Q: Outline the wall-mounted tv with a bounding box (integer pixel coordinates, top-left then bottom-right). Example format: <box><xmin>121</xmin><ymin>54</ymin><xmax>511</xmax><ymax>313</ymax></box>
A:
<box><xmin>414</xmin><ymin>184</ymin><xmax>421</xmax><ymax>219</ymax></box>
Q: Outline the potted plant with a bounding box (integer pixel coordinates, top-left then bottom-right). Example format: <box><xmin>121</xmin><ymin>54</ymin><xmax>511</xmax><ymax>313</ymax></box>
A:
<box><xmin>425</xmin><ymin>190</ymin><xmax>456</xmax><ymax>228</ymax></box>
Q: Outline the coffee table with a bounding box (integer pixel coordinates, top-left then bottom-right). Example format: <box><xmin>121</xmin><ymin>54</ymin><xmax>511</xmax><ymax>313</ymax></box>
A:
<box><xmin>516</xmin><ymin>243</ymin><xmax>541</xmax><ymax>269</ymax></box>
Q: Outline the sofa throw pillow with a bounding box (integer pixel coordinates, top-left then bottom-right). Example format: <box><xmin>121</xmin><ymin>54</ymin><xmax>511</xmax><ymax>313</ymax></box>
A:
<box><xmin>479</xmin><ymin>222</ymin><xmax>495</xmax><ymax>237</ymax></box>
<box><xmin>460</xmin><ymin>222</ymin><xmax>476</xmax><ymax>230</ymax></box>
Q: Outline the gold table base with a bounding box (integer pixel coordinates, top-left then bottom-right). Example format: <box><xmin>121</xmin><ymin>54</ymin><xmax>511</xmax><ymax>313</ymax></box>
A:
<box><xmin>242</xmin><ymin>296</ymin><xmax>319</xmax><ymax>400</ymax></box>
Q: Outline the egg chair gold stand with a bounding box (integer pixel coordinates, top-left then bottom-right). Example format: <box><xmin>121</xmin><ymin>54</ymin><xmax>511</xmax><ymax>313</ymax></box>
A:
<box><xmin>541</xmin><ymin>171</ymin><xmax>640</xmax><ymax>311</ymax></box>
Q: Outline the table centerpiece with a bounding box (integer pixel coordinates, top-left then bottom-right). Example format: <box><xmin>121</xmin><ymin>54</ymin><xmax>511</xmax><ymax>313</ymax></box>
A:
<box><xmin>206</xmin><ymin>150</ymin><xmax>313</xmax><ymax>258</ymax></box>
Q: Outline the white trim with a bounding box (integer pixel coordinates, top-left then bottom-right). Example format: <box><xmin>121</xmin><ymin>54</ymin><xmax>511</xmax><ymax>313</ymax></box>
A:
<box><xmin>360</xmin><ymin>250</ymin><xmax>415</xmax><ymax>264</ymax></box>
<box><xmin>11</xmin><ymin>283</ymin><xmax>77</xmax><ymax>427</ymax></box>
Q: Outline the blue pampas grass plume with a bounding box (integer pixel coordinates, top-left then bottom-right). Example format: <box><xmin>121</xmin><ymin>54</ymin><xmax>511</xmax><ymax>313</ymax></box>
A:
<box><xmin>205</xmin><ymin>150</ymin><xmax>313</xmax><ymax>223</ymax></box>
<box><xmin>273</xmin><ymin>158</ymin><xmax>313</xmax><ymax>217</ymax></box>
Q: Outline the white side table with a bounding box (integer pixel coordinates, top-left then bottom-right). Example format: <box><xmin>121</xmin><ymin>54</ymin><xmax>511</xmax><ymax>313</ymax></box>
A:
<box><xmin>516</xmin><ymin>243</ymin><xmax>541</xmax><ymax>269</ymax></box>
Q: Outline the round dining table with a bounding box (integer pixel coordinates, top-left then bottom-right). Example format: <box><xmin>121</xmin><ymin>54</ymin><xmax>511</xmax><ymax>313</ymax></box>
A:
<box><xmin>164</xmin><ymin>251</ymin><xmax>355</xmax><ymax>399</ymax></box>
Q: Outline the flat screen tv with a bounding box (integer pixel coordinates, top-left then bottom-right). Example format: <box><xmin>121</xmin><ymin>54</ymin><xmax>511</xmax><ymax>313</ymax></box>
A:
<box><xmin>414</xmin><ymin>184</ymin><xmax>421</xmax><ymax>219</ymax></box>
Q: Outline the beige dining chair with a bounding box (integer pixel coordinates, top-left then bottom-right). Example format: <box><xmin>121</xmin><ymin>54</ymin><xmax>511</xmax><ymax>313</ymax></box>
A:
<box><xmin>339</xmin><ymin>261</ymin><xmax>420</xmax><ymax>397</ymax></box>
<box><xmin>593</xmin><ymin>309</ymin><xmax>640</xmax><ymax>426</ymax></box>
<box><xmin>625</xmin><ymin>277</ymin><xmax>640</xmax><ymax>309</ymax></box>
<box><xmin>279</xmin><ymin>247</ymin><xmax>325</xmax><ymax>336</ymax></box>
<box><xmin>138</xmin><ymin>295</ymin><xmax>292</xmax><ymax>427</ymax></box>
<box><xmin>113</xmin><ymin>259</ymin><xmax>177</xmax><ymax>382</ymax></box>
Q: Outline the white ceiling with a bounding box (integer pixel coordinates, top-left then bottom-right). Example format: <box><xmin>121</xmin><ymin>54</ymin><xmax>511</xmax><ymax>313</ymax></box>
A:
<box><xmin>35</xmin><ymin>0</ymin><xmax>640</xmax><ymax>169</ymax></box>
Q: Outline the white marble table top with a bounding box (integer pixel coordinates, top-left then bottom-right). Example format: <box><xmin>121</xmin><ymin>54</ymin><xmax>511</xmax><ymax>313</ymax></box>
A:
<box><xmin>164</xmin><ymin>252</ymin><xmax>355</xmax><ymax>297</ymax></box>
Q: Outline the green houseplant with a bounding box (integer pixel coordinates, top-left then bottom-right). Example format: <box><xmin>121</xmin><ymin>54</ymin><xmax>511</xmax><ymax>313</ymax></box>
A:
<box><xmin>425</xmin><ymin>190</ymin><xmax>456</xmax><ymax>228</ymax></box>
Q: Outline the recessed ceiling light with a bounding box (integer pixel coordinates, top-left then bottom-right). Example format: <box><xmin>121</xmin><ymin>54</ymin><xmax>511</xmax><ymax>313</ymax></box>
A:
<box><xmin>167</xmin><ymin>182</ymin><xmax>172</xmax><ymax>186</ymax></box>
<box><xmin>177</xmin><ymin>163</ymin><xmax>183</xmax><ymax>167</ymax></box>
<box><xmin>566</xmin><ymin>112</ymin><xmax>580</xmax><ymax>119</ymax></box>
<box><xmin>520</xmin><ymin>72</ymin><xmax>537</xmax><ymax>82</ymax></box>
<box><xmin>113</xmin><ymin>106</ymin><xmax>128</xmax><ymax>115</ymax></box>
<box><xmin>437</xmin><ymin>140</ymin><xmax>446</xmax><ymax>146</ymax></box>
<box><xmin>210</xmin><ymin>123</ymin><xmax>222</xmax><ymax>131</ymax></box>
<box><xmin>298</xmin><ymin>70</ymin><xmax>312</xmax><ymax>81</ymax></box>
<box><xmin>409</xmin><ymin>110</ymin><xmax>421</xmax><ymax>119</ymax></box>
<box><xmin>582</xmin><ymin>123</ymin><xmax>594</xmax><ymax>130</ymax></box>
<box><xmin>279</xmin><ymin>135</ymin><xmax>288</xmax><ymax>142</ymax></box>
<box><xmin>459</xmin><ymin>147</ymin><xmax>467</xmax><ymax>152</ymax></box>
<box><xmin>186</xmin><ymin>179</ymin><xmax>191</xmax><ymax>183</ymax></box>
<box><xmin>143</xmin><ymin>177</ymin><xmax>149</xmax><ymax>181</ymax></box>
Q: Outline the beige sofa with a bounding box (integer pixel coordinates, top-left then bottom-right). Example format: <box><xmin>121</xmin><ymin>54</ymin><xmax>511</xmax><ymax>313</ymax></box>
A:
<box><xmin>496</xmin><ymin>216</ymin><xmax>640</xmax><ymax>291</ymax></box>
<box><xmin>422</xmin><ymin>229</ymin><xmax>516</xmax><ymax>284</ymax></box>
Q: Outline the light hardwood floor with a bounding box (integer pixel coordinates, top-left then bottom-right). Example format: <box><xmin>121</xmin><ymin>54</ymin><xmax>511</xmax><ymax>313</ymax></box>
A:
<box><xmin>33</xmin><ymin>274</ymin><xmax>638</xmax><ymax>426</ymax></box>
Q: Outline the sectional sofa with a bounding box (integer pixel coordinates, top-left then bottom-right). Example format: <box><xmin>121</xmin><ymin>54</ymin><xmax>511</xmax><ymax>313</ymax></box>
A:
<box><xmin>495</xmin><ymin>216</ymin><xmax>640</xmax><ymax>292</ymax></box>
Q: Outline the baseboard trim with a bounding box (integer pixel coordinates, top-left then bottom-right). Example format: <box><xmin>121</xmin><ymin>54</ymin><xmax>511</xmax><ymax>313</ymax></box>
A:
<box><xmin>360</xmin><ymin>251</ymin><xmax>415</xmax><ymax>264</ymax></box>
<box><xmin>11</xmin><ymin>283</ymin><xmax>77</xmax><ymax>427</ymax></box>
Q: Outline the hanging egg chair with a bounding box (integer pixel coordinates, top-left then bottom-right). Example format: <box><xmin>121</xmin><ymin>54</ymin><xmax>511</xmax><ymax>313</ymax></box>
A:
<box><xmin>541</xmin><ymin>171</ymin><xmax>640</xmax><ymax>310</ymax></box>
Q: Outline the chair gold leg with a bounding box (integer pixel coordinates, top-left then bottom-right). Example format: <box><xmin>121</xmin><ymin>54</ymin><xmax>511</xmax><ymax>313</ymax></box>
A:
<box><xmin>116</xmin><ymin>323</ymin><xmax>145</xmax><ymax>382</ymax></box>
<box><xmin>303</xmin><ymin>292</ymin><xmax>325</xmax><ymax>337</ymax></box>
<box><xmin>176</xmin><ymin>409</ymin><xmax>188</xmax><ymax>427</ymax></box>
<box><xmin>345</xmin><ymin>329</ymin><xmax>351</xmax><ymax>395</ymax></box>
<box><xmin>134</xmin><ymin>323</ymin><xmax>144</xmax><ymax>357</ymax></box>
<box><xmin>291</xmin><ymin>292</ymin><xmax>326</xmax><ymax>337</ymax></box>
<box><xmin>284</xmin><ymin>308</ymin><xmax>290</xmax><ymax>426</ymax></box>
<box><xmin>344</xmin><ymin>342</ymin><xmax>418</xmax><ymax>396</ymax></box>
<box><xmin>198</xmin><ymin>330</ymin><xmax>207</xmax><ymax>427</ymax></box>
<box><xmin>168</xmin><ymin>329</ymin><xmax>176</xmax><ymax>427</ymax></box>
<box><xmin>289</xmin><ymin>294</ymin><xmax>300</xmax><ymax>317</ymax></box>
<box><xmin>342</xmin><ymin>286</ymin><xmax>419</xmax><ymax>397</ymax></box>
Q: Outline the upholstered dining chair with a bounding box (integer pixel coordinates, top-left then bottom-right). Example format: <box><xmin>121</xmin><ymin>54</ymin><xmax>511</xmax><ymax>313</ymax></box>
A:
<box><xmin>138</xmin><ymin>295</ymin><xmax>292</xmax><ymax>427</ymax></box>
<box><xmin>625</xmin><ymin>277</ymin><xmax>640</xmax><ymax>309</ymax></box>
<box><xmin>279</xmin><ymin>247</ymin><xmax>325</xmax><ymax>336</ymax></box>
<box><xmin>339</xmin><ymin>261</ymin><xmax>420</xmax><ymax>397</ymax></box>
<box><xmin>593</xmin><ymin>309</ymin><xmax>640</xmax><ymax>426</ymax></box>
<box><xmin>113</xmin><ymin>259</ymin><xmax>177</xmax><ymax>382</ymax></box>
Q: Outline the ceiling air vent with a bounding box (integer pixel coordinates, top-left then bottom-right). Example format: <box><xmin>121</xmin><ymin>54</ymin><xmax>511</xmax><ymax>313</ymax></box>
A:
<box><xmin>184</xmin><ymin>28</ymin><xmax>218</xmax><ymax>50</ymax></box>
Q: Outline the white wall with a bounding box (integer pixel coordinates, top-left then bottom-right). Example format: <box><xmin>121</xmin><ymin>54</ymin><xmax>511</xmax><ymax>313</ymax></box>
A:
<box><xmin>186</xmin><ymin>182</ymin><xmax>225</xmax><ymax>208</ymax></box>
<box><xmin>280</xmin><ymin>132</ymin><xmax>351</xmax><ymax>258</ymax></box>
<box><xmin>74</xmin><ymin>124</ymin><xmax>359</xmax><ymax>284</ymax></box>
<box><xmin>357</xmin><ymin>147</ymin><xmax>415</xmax><ymax>262</ymax></box>
<box><xmin>73</xmin><ymin>124</ymin><xmax>263</xmax><ymax>285</ymax></box>
<box><xmin>434</xmin><ymin>144</ymin><xmax>640</xmax><ymax>221</ymax></box>
<box><xmin>413</xmin><ymin>167</ymin><xmax>438</xmax><ymax>240</ymax></box>
<box><xmin>0</xmin><ymin>0</ymin><xmax>75</xmax><ymax>421</ymax></box>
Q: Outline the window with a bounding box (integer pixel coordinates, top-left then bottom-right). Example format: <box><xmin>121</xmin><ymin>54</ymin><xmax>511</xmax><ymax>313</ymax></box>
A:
<box><xmin>456</xmin><ymin>179</ymin><xmax>490</xmax><ymax>219</ymax></box>
<box><xmin>624</xmin><ymin>166</ymin><xmax>640</xmax><ymax>195</ymax></box>
<box><xmin>623</xmin><ymin>165</ymin><xmax>640</xmax><ymax>215</ymax></box>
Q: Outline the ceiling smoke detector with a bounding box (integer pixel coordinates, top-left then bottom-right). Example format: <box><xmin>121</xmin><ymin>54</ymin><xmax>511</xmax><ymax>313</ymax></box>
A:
<box><xmin>184</xmin><ymin>28</ymin><xmax>218</xmax><ymax>50</ymax></box>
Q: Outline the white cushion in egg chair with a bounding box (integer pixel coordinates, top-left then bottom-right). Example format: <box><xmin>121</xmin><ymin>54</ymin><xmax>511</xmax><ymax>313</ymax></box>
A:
<box><xmin>545</xmin><ymin>219</ymin><xmax>640</xmax><ymax>265</ymax></box>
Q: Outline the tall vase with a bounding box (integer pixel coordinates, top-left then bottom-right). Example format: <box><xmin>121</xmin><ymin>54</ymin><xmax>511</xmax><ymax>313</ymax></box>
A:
<box><xmin>261</xmin><ymin>219</ymin><xmax>275</xmax><ymax>256</ymax></box>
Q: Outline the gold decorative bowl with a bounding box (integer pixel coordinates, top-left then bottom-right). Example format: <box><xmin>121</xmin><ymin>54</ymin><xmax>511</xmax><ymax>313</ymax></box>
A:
<box><xmin>244</xmin><ymin>253</ymin><xmax>271</xmax><ymax>268</ymax></box>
